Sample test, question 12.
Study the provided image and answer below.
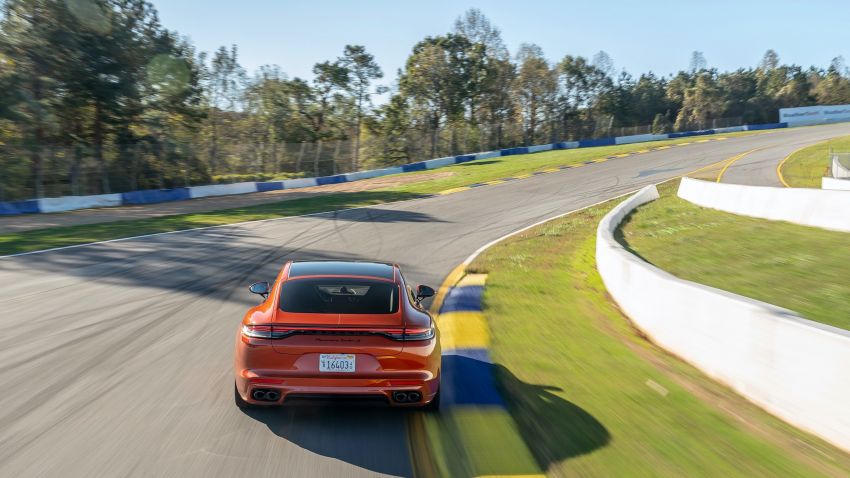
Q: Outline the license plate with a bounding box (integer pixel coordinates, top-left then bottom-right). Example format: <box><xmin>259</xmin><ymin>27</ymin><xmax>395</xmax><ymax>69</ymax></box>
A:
<box><xmin>319</xmin><ymin>354</ymin><xmax>356</xmax><ymax>373</ymax></box>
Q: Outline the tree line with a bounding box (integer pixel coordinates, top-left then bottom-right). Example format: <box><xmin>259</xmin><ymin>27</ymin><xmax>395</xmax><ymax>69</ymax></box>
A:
<box><xmin>2</xmin><ymin>2</ymin><xmax>850</xmax><ymax>200</ymax></box>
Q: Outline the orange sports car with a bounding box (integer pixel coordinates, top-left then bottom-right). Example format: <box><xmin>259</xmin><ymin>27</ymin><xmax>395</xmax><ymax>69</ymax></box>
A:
<box><xmin>234</xmin><ymin>260</ymin><xmax>441</xmax><ymax>409</ymax></box>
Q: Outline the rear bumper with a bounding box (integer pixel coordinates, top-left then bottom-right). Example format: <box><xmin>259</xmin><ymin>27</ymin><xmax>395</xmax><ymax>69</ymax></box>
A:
<box><xmin>234</xmin><ymin>330</ymin><xmax>440</xmax><ymax>407</ymax></box>
<box><xmin>236</xmin><ymin>372</ymin><xmax>440</xmax><ymax>407</ymax></box>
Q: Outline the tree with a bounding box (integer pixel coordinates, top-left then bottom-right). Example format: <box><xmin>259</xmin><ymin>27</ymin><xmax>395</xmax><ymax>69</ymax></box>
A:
<box><xmin>453</xmin><ymin>8</ymin><xmax>507</xmax><ymax>59</ymax></box>
<box><xmin>514</xmin><ymin>44</ymin><xmax>556</xmax><ymax>144</ymax></box>
<box><xmin>559</xmin><ymin>55</ymin><xmax>609</xmax><ymax>138</ymax></box>
<box><xmin>592</xmin><ymin>50</ymin><xmax>616</xmax><ymax>79</ymax></box>
<box><xmin>760</xmin><ymin>49</ymin><xmax>780</xmax><ymax>71</ymax></box>
<box><xmin>339</xmin><ymin>45</ymin><xmax>382</xmax><ymax>170</ymax></box>
<box><xmin>0</xmin><ymin>0</ymin><xmax>65</xmax><ymax>197</ymax></box>
<box><xmin>675</xmin><ymin>71</ymin><xmax>723</xmax><ymax>130</ymax></box>
<box><xmin>399</xmin><ymin>34</ymin><xmax>480</xmax><ymax>156</ymax></box>
<box><xmin>201</xmin><ymin>45</ymin><xmax>245</xmax><ymax>175</ymax></box>
<box><xmin>689</xmin><ymin>51</ymin><xmax>707</xmax><ymax>73</ymax></box>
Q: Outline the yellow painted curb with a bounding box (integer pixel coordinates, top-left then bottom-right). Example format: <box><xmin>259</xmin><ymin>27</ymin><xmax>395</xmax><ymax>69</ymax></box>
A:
<box><xmin>776</xmin><ymin>144</ymin><xmax>810</xmax><ymax>188</ymax></box>
<box><xmin>438</xmin><ymin>186</ymin><xmax>472</xmax><ymax>196</ymax></box>
<box><xmin>430</xmin><ymin>263</ymin><xmax>466</xmax><ymax>314</ymax></box>
<box><xmin>438</xmin><ymin>311</ymin><xmax>490</xmax><ymax>350</ymax></box>
<box><xmin>458</xmin><ymin>273</ymin><xmax>488</xmax><ymax>287</ymax></box>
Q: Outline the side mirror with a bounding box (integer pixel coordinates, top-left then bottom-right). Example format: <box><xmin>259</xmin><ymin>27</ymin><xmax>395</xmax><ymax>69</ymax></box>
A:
<box><xmin>249</xmin><ymin>281</ymin><xmax>270</xmax><ymax>299</ymax></box>
<box><xmin>415</xmin><ymin>285</ymin><xmax>435</xmax><ymax>303</ymax></box>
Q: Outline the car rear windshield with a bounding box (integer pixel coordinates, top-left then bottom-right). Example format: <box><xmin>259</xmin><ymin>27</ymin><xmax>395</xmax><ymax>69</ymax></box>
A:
<box><xmin>279</xmin><ymin>278</ymin><xmax>399</xmax><ymax>314</ymax></box>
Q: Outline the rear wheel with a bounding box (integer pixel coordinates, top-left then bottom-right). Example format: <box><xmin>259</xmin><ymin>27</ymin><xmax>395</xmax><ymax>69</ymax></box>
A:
<box><xmin>234</xmin><ymin>383</ymin><xmax>255</xmax><ymax>409</ymax></box>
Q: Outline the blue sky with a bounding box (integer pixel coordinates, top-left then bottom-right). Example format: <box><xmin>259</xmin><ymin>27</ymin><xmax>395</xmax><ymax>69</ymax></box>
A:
<box><xmin>154</xmin><ymin>0</ymin><xmax>850</xmax><ymax>86</ymax></box>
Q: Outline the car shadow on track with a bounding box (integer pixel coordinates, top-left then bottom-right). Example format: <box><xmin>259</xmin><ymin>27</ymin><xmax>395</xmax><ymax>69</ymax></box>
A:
<box><xmin>241</xmin><ymin>404</ymin><xmax>414</xmax><ymax>477</ymax></box>
<box><xmin>310</xmin><ymin>207</ymin><xmax>448</xmax><ymax>223</ymax></box>
<box><xmin>495</xmin><ymin>364</ymin><xmax>610</xmax><ymax>466</ymax></box>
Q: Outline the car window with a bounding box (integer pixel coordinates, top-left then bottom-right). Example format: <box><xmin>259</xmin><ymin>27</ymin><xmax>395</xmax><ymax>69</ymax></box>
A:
<box><xmin>279</xmin><ymin>278</ymin><xmax>399</xmax><ymax>314</ymax></box>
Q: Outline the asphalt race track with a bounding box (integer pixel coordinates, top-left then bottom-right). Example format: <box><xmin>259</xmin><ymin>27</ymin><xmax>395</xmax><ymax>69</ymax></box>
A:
<box><xmin>718</xmin><ymin>125</ymin><xmax>844</xmax><ymax>186</ymax></box>
<box><xmin>1</xmin><ymin>123</ymin><xmax>849</xmax><ymax>477</ymax></box>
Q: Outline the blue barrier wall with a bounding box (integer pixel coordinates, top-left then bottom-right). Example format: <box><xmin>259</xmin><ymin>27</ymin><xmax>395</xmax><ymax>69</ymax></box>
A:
<box><xmin>401</xmin><ymin>161</ymin><xmax>428</xmax><ymax>172</ymax></box>
<box><xmin>121</xmin><ymin>188</ymin><xmax>191</xmax><ymax>205</ymax></box>
<box><xmin>0</xmin><ymin>199</ymin><xmax>40</xmax><ymax>215</ymax></box>
<box><xmin>255</xmin><ymin>181</ymin><xmax>284</xmax><ymax>192</ymax></box>
<box><xmin>578</xmin><ymin>137</ymin><xmax>616</xmax><ymax>148</ymax></box>
<box><xmin>315</xmin><ymin>175</ymin><xmax>348</xmax><ymax>186</ymax></box>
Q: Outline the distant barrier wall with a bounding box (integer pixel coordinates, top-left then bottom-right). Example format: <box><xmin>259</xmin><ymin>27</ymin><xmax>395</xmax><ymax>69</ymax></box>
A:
<box><xmin>780</xmin><ymin>104</ymin><xmax>850</xmax><ymax>126</ymax></box>
<box><xmin>0</xmin><ymin>121</ymin><xmax>791</xmax><ymax>216</ymax></box>
<box><xmin>596</xmin><ymin>184</ymin><xmax>850</xmax><ymax>453</ymax></box>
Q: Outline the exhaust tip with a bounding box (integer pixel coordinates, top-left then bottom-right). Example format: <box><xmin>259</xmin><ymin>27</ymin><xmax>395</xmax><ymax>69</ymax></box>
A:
<box><xmin>392</xmin><ymin>391</ymin><xmax>409</xmax><ymax>403</ymax></box>
<box><xmin>407</xmin><ymin>391</ymin><xmax>422</xmax><ymax>402</ymax></box>
<box><xmin>251</xmin><ymin>389</ymin><xmax>280</xmax><ymax>402</ymax></box>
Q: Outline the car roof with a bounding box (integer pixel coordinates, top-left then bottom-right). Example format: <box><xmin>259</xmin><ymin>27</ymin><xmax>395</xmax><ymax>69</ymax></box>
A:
<box><xmin>288</xmin><ymin>261</ymin><xmax>397</xmax><ymax>280</ymax></box>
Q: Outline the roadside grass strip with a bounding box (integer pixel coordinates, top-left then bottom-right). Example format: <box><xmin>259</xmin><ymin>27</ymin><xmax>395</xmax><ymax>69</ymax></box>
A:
<box><xmin>464</xmin><ymin>191</ymin><xmax>850</xmax><ymax>477</ymax></box>
<box><xmin>778</xmin><ymin>134</ymin><xmax>850</xmax><ymax>188</ymax></box>
<box><xmin>423</xmin><ymin>274</ymin><xmax>544</xmax><ymax>478</ymax></box>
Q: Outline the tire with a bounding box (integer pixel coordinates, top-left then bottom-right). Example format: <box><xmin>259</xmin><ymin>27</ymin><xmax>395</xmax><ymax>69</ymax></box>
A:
<box><xmin>234</xmin><ymin>383</ymin><xmax>255</xmax><ymax>409</ymax></box>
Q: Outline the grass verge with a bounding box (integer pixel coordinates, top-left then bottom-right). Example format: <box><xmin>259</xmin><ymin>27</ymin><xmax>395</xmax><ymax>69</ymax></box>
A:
<box><xmin>781</xmin><ymin>135</ymin><xmax>850</xmax><ymax>187</ymax></box>
<box><xmin>0</xmin><ymin>130</ymin><xmax>764</xmax><ymax>255</ymax></box>
<box><xmin>617</xmin><ymin>180</ymin><xmax>850</xmax><ymax>330</ymax></box>
<box><xmin>465</xmin><ymin>185</ymin><xmax>850</xmax><ymax>477</ymax></box>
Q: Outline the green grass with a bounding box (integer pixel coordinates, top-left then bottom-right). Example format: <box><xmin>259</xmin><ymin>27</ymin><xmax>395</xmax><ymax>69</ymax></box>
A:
<box><xmin>617</xmin><ymin>180</ymin><xmax>850</xmax><ymax>331</ymax></box>
<box><xmin>466</xmin><ymin>187</ymin><xmax>850</xmax><ymax>477</ymax></box>
<box><xmin>781</xmin><ymin>135</ymin><xmax>850</xmax><ymax>187</ymax></box>
<box><xmin>0</xmin><ymin>130</ymin><xmax>764</xmax><ymax>256</ymax></box>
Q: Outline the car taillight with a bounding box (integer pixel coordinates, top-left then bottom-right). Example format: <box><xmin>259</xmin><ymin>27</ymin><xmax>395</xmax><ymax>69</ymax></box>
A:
<box><xmin>382</xmin><ymin>325</ymin><xmax>436</xmax><ymax>341</ymax></box>
<box><xmin>241</xmin><ymin>325</ymin><xmax>293</xmax><ymax>339</ymax></box>
<box><xmin>241</xmin><ymin>324</ymin><xmax>435</xmax><ymax>341</ymax></box>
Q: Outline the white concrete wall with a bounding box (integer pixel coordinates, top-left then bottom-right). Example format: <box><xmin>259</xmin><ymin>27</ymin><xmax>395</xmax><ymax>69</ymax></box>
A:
<box><xmin>678</xmin><ymin>177</ymin><xmax>850</xmax><ymax>232</ymax></box>
<box><xmin>596</xmin><ymin>185</ymin><xmax>850</xmax><ymax>453</ymax></box>
<box><xmin>527</xmin><ymin>144</ymin><xmax>554</xmax><ymax>153</ymax></box>
<box><xmin>424</xmin><ymin>157</ymin><xmax>457</xmax><ymax>169</ymax></box>
<box><xmin>823</xmin><ymin>177</ymin><xmax>850</xmax><ymax>191</ymax></box>
<box><xmin>833</xmin><ymin>155</ymin><xmax>850</xmax><ymax>179</ymax></box>
<box><xmin>39</xmin><ymin>193</ymin><xmax>123</xmax><ymax>213</ymax></box>
<box><xmin>279</xmin><ymin>177</ymin><xmax>319</xmax><ymax>189</ymax></box>
<box><xmin>614</xmin><ymin>133</ymin><xmax>669</xmax><ymax>145</ymax></box>
<box><xmin>188</xmin><ymin>182</ymin><xmax>258</xmax><ymax>199</ymax></box>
